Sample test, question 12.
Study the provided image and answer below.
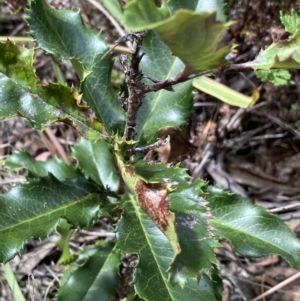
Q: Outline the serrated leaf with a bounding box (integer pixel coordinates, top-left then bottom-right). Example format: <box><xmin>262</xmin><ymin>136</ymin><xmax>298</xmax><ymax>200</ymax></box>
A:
<box><xmin>0</xmin><ymin>41</ymin><xmax>102</xmax><ymax>140</ymax></box>
<box><xmin>116</xmin><ymin>143</ymin><xmax>219</xmax><ymax>286</ymax></box>
<box><xmin>28</xmin><ymin>0</ymin><xmax>125</xmax><ymax>133</ymax></box>
<box><xmin>245</xmin><ymin>29</ymin><xmax>300</xmax><ymax>70</ymax></box>
<box><xmin>72</xmin><ymin>138</ymin><xmax>120</xmax><ymax>191</ymax></box>
<box><xmin>255</xmin><ymin>69</ymin><xmax>294</xmax><ymax>86</ymax></box>
<box><xmin>124</xmin><ymin>1</ymin><xmax>231</xmax><ymax>74</ymax></box>
<box><xmin>5</xmin><ymin>150</ymin><xmax>81</xmax><ymax>181</ymax></box>
<box><xmin>115</xmin><ymin>156</ymin><xmax>180</xmax><ymax>256</ymax></box>
<box><xmin>116</xmin><ymin>195</ymin><xmax>220</xmax><ymax>301</ymax></box>
<box><xmin>127</xmin><ymin>295</ymin><xmax>145</xmax><ymax>301</ymax></box>
<box><xmin>57</xmin><ymin>244</ymin><xmax>120</xmax><ymax>301</ymax></box>
<box><xmin>133</xmin><ymin>161</ymin><xmax>218</xmax><ymax>286</ymax></box>
<box><xmin>0</xmin><ymin>176</ymin><xmax>104</xmax><ymax>263</ymax></box>
<box><xmin>5</xmin><ymin>151</ymin><xmax>47</xmax><ymax>177</ymax></box>
<box><xmin>168</xmin><ymin>181</ymin><xmax>219</xmax><ymax>285</ymax></box>
<box><xmin>136</xmin><ymin>31</ymin><xmax>193</xmax><ymax>145</ymax></box>
<box><xmin>280</xmin><ymin>9</ymin><xmax>300</xmax><ymax>34</ymax></box>
<box><xmin>204</xmin><ymin>185</ymin><xmax>300</xmax><ymax>269</ymax></box>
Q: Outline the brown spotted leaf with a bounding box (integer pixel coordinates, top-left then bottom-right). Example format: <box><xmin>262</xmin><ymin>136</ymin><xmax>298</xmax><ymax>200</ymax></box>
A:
<box><xmin>116</xmin><ymin>193</ymin><xmax>221</xmax><ymax>301</ymax></box>
<box><xmin>115</xmin><ymin>142</ymin><xmax>218</xmax><ymax>289</ymax></box>
<box><xmin>135</xmin><ymin>181</ymin><xmax>174</xmax><ymax>232</ymax></box>
<box><xmin>134</xmin><ymin>161</ymin><xmax>218</xmax><ymax>286</ymax></box>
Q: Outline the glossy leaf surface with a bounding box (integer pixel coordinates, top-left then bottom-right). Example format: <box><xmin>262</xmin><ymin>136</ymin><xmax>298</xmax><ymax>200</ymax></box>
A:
<box><xmin>205</xmin><ymin>185</ymin><xmax>300</xmax><ymax>269</ymax></box>
<box><xmin>5</xmin><ymin>150</ymin><xmax>80</xmax><ymax>181</ymax></box>
<box><xmin>28</xmin><ymin>0</ymin><xmax>125</xmax><ymax>133</ymax></box>
<box><xmin>115</xmin><ymin>141</ymin><xmax>220</xmax><ymax>298</ymax></box>
<box><xmin>116</xmin><ymin>195</ymin><xmax>219</xmax><ymax>301</ymax></box>
<box><xmin>133</xmin><ymin>161</ymin><xmax>218</xmax><ymax>285</ymax></box>
<box><xmin>72</xmin><ymin>138</ymin><xmax>120</xmax><ymax>191</ymax></box>
<box><xmin>57</xmin><ymin>245</ymin><xmax>120</xmax><ymax>301</ymax></box>
<box><xmin>124</xmin><ymin>0</ymin><xmax>231</xmax><ymax>74</ymax></box>
<box><xmin>0</xmin><ymin>41</ymin><xmax>102</xmax><ymax>140</ymax></box>
<box><xmin>137</xmin><ymin>31</ymin><xmax>193</xmax><ymax>144</ymax></box>
<box><xmin>0</xmin><ymin>176</ymin><xmax>103</xmax><ymax>263</ymax></box>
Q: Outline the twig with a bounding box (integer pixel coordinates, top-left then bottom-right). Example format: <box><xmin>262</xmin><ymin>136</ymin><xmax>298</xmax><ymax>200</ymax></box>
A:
<box><xmin>223</xmin><ymin>62</ymin><xmax>254</xmax><ymax>73</ymax></box>
<box><xmin>120</xmin><ymin>31</ymin><xmax>146</xmax><ymax>140</ymax></box>
<box><xmin>133</xmin><ymin>135</ymin><xmax>170</xmax><ymax>153</ymax></box>
<box><xmin>250</xmin><ymin>271</ymin><xmax>300</xmax><ymax>301</ymax></box>
<box><xmin>141</xmin><ymin>70</ymin><xmax>213</xmax><ymax>93</ymax></box>
<box><xmin>254</xmin><ymin>112</ymin><xmax>300</xmax><ymax>138</ymax></box>
<box><xmin>269</xmin><ymin>203</ymin><xmax>300</xmax><ymax>213</ymax></box>
<box><xmin>115</xmin><ymin>29</ymin><xmax>213</xmax><ymax>142</ymax></box>
<box><xmin>85</xmin><ymin>0</ymin><xmax>126</xmax><ymax>39</ymax></box>
<box><xmin>43</xmin><ymin>278</ymin><xmax>56</xmax><ymax>301</ymax></box>
<box><xmin>0</xmin><ymin>178</ymin><xmax>25</xmax><ymax>185</ymax></box>
<box><xmin>28</xmin><ymin>273</ymin><xmax>35</xmax><ymax>301</ymax></box>
<box><xmin>79</xmin><ymin>229</ymin><xmax>116</xmax><ymax>237</ymax></box>
<box><xmin>126</xmin><ymin>135</ymin><xmax>170</xmax><ymax>159</ymax></box>
<box><xmin>45</xmin><ymin>128</ymin><xmax>69</xmax><ymax>162</ymax></box>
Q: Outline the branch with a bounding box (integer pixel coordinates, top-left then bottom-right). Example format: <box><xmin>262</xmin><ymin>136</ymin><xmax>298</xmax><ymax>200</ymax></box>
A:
<box><xmin>141</xmin><ymin>69</ymin><xmax>214</xmax><ymax>93</ymax></box>
<box><xmin>120</xmin><ymin>31</ymin><xmax>146</xmax><ymax>141</ymax></box>
<box><xmin>222</xmin><ymin>62</ymin><xmax>254</xmax><ymax>73</ymax></box>
<box><xmin>118</xmin><ymin>31</ymin><xmax>216</xmax><ymax>142</ymax></box>
<box><xmin>125</xmin><ymin>135</ymin><xmax>170</xmax><ymax>159</ymax></box>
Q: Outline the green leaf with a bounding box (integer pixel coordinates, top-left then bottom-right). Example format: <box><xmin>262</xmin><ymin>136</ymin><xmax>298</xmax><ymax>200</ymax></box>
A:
<box><xmin>127</xmin><ymin>295</ymin><xmax>145</xmax><ymax>301</ymax></box>
<box><xmin>57</xmin><ymin>244</ymin><xmax>120</xmax><ymax>301</ymax></box>
<box><xmin>280</xmin><ymin>9</ymin><xmax>300</xmax><ymax>34</ymax></box>
<box><xmin>246</xmin><ymin>29</ymin><xmax>300</xmax><ymax>70</ymax></box>
<box><xmin>0</xmin><ymin>176</ymin><xmax>104</xmax><ymax>263</ymax></box>
<box><xmin>72</xmin><ymin>138</ymin><xmax>120</xmax><ymax>191</ymax></box>
<box><xmin>115</xmin><ymin>144</ymin><xmax>219</xmax><ymax>288</ymax></box>
<box><xmin>115</xmin><ymin>151</ymin><xmax>181</xmax><ymax>257</ymax></box>
<box><xmin>166</xmin><ymin>0</ymin><xmax>226</xmax><ymax>22</ymax></box>
<box><xmin>123</xmin><ymin>0</ymin><xmax>170</xmax><ymax>28</ymax></box>
<box><xmin>133</xmin><ymin>161</ymin><xmax>218</xmax><ymax>286</ymax></box>
<box><xmin>193</xmin><ymin>76</ymin><xmax>255</xmax><ymax>108</ymax></box>
<box><xmin>0</xmin><ymin>41</ymin><xmax>102</xmax><ymax>140</ymax></box>
<box><xmin>168</xmin><ymin>181</ymin><xmax>219</xmax><ymax>285</ymax></box>
<box><xmin>28</xmin><ymin>0</ymin><xmax>126</xmax><ymax>134</ymax></box>
<box><xmin>5</xmin><ymin>150</ymin><xmax>81</xmax><ymax>181</ymax></box>
<box><xmin>101</xmin><ymin>0</ymin><xmax>125</xmax><ymax>25</ymax></box>
<box><xmin>255</xmin><ymin>69</ymin><xmax>294</xmax><ymax>86</ymax></box>
<box><xmin>204</xmin><ymin>185</ymin><xmax>300</xmax><ymax>269</ymax></box>
<box><xmin>124</xmin><ymin>1</ymin><xmax>231</xmax><ymax>74</ymax></box>
<box><xmin>136</xmin><ymin>31</ymin><xmax>193</xmax><ymax>144</ymax></box>
<box><xmin>116</xmin><ymin>195</ymin><xmax>220</xmax><ymax>301</ymax></box>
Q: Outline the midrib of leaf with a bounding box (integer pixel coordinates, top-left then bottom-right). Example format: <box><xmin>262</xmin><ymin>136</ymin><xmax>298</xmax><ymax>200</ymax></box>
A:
<box><xmin>130</xmin><ymin>196</ymin><xmax>175</xmax><ymax>300</ymax></box>
<box><xmin>81</xmin><ymin>248</ymin><xmax>116</xmax><ymax>301</ymax></box>
<box><xmin>211</xmin><ymin>217</ymin><xmax>292</xmax><ymax>255</ymax></box>
<box><xmin>29</xmin><ymin>0</ymin><xmax>126</xmax><ymax>133</ymax></box>
<box><xmin>0</xmin><ymin>190</ymin><xmax>99</xmax><ymax>234</ymax></box>
<box><xmin>136</xmin><ymin>31</ymin><xmax>193</xmax><ymax>144</ymax></box>
<box><xmin>1</xmin><ymin>74</ymin><xmax>100</xmax><ymax>138</ymax></box>
<box><xmin>38</xmin><ymin>13</ymin><xmax>67</xmax><ymax>52</ymax></box>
